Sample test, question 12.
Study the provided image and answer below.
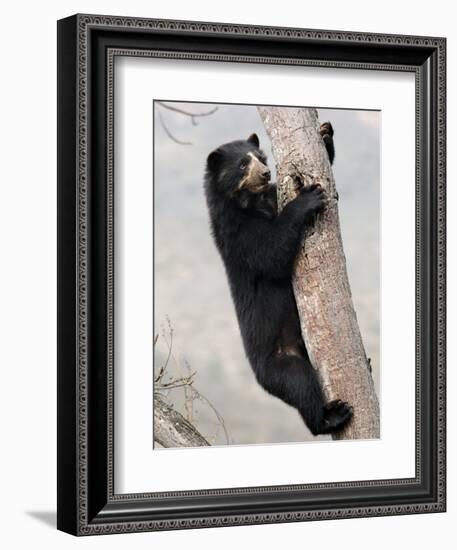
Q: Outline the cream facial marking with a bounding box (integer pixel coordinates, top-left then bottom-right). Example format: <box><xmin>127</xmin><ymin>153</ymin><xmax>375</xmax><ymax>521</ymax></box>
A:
<box><xmin>237</xmin><ymin>152</ymin><xmax>270</xmax><ymax>191</ymax></box>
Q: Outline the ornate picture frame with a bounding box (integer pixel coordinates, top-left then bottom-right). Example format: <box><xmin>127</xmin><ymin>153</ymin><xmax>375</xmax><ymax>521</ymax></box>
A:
<box><xmin>57</xmin><ymin>14</ymin><xmax>446</xmax><ymax>535</ymax></box>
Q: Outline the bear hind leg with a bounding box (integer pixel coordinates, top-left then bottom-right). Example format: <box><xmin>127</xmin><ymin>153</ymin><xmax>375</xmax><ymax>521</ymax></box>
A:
<box><xmin>256</xmin><ymin>355</ymin><xmax>352</xmax><ymax>436</ymax></box>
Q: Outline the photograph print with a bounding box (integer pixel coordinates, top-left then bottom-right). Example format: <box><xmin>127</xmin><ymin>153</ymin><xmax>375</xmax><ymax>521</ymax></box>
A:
<box><xmin>153</xmin><ymin>100</ymin><xmax>380</xmax><ymax>448</ymax></box>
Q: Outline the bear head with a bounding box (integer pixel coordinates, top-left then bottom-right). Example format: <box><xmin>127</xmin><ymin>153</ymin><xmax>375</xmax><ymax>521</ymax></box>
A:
<box><xmin>205</xmin><ymin>134</ymin><xmax>271</xmax><ymax>197</ymax></box>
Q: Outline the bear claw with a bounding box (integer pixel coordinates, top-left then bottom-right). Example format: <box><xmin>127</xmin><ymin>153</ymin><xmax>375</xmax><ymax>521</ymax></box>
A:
<box><xmin>320</xmin><ymin>399</ymin><xmax>353</xmax><ymax>434</ymax></box>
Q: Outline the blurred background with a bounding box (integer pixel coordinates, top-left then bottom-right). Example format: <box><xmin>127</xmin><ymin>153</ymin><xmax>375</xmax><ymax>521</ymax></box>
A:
<box><xmin>153</xmin><ymin>101</ymin><xmax>380</xmax><ymax>446</ymax></box>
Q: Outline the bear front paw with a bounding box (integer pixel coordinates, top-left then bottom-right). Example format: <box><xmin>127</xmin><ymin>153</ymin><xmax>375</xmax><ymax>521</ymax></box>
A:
<box><xmin>319</xmin><ymin>121</ymin><xmax>335</xmax><ymax>164</ymax></box>
<box><xmin>319</xmin><ymin>121</ymin><xmax>334</xmax><ymax>139</ymax></box>
<box><xmin>300</xmin><ymin>183</ymin><xmax>327</xmax><ymax>215</ymax></box>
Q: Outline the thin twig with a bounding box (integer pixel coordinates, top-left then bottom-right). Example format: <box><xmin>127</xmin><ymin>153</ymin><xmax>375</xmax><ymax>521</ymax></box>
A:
<box><xmin>154</xmin><ymin>318</ymin><xmax>230</xmax><ymax>444</ymax></box>
<box><xmin>157</xmin><ymin>101</ymin><xmax>218</xmax><ymax>120</ymax></box>
<box><xmin>190</xmin><ymin>387</ymin><xmax>230</xmax><ymax>445</ymax></box>
<box><xmin>158</xmin><ymin>111</ymin><xmax>192</xmax><ymax>145</ymax></box>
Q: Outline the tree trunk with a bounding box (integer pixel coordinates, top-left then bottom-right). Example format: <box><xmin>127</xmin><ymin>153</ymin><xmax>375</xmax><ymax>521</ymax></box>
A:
<box><xmin>258</xmin><ymin>106</ymin><xmax>380</xmax><ymax>440</ymax></box>
<box><xmin>154</xmin><ymin>393</ymin><xmax>210</xmax><ymax>448</ymax></box>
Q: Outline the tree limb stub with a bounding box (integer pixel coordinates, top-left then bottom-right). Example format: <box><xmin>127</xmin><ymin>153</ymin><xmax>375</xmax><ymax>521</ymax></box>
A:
<box><xmin>258</xmin><ymin>106</ymin><xmax>380</xmax><ymax>440</ymax></box>
<box><xmin>154</xmin><ymin>393</ymin><xmax>210</xmax><ymax>448</ymax></box>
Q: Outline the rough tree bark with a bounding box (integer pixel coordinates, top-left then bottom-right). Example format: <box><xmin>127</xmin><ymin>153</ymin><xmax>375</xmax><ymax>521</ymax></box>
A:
<box><xmin>258</xmin><ymin>106</ymin><xmax>380</xmax><ymax>440</ymax></box>
<box><xmin>154</xmin><ymin>394</ymin><xmax>210</xmax><ymax>448</ymax></box>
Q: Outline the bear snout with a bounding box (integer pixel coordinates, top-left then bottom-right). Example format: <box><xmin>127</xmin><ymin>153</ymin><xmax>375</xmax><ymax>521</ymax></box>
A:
<box><xmin>262</xmin><ymin>169</ymin><xmax>271</xmax><ymax>181</ymax></box>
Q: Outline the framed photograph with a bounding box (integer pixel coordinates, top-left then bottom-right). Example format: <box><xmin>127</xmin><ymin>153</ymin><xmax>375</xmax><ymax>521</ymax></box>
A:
<box><xmin>57</xmin><ymin>14</ymin><xmax>446</xmax><ymax>535</ymax></box>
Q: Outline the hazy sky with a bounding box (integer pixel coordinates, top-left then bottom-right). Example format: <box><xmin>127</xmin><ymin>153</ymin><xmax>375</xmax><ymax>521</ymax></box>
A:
<box><xmin>153</xmin><ymin>101</ymin><xmax>380</xmax><ymax>446</ymax></box>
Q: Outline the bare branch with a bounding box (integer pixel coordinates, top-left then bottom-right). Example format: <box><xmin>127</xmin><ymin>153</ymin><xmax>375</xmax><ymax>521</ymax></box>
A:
<box><xmin>154</xmin><ymin>319</ymin><xmax>231</xmax><ymax>445</ymax></box>
<box><xmin>156</xmin><ymin>101</ymin><xmax>219</xmax><ymax>121</ymax></box>
<box><xmin>188</xmin><ymin>385</ymin><xmax>230</xmax><ymax>445</ymax></box>
<box><xmin>157</xmin><ymin>111</ymin><xmax>192</xmax><ymax>145</ymax></box>
<box><xmin>154</xmin><ymin>393</ymin><xmax>209</xmax><ymax>448</ymax></box>
<box><xmin>156</xmin><ymin>101</ymin><xmax>219</xmax><ymax>145</ymax></box>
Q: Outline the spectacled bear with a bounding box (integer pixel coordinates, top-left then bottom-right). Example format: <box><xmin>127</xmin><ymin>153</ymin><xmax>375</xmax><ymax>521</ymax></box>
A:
<box><xmin>204</xmin><ymin>122</ymin><xmax>353</xmax><ymax>435</ymax></box>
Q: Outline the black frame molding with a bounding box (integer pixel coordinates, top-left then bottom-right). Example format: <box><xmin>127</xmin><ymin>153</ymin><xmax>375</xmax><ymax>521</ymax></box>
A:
<box><xmin>57</xmin><ymin>14</ymin><xmax>446</xmax><ymax>535</ymax></box>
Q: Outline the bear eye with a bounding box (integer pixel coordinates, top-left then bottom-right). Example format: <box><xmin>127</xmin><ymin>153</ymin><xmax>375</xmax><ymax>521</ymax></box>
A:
<box><xmin>239</xmin><ymin>161</ymin><xmax>247</xmax><ymax>170</ymax></box>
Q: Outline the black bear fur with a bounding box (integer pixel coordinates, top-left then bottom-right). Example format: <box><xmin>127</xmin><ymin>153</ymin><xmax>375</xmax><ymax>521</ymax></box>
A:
<box><xmin>204</xmin><ymin>123</ymin><xmax>352</xmax><ymax>435</ymax></box>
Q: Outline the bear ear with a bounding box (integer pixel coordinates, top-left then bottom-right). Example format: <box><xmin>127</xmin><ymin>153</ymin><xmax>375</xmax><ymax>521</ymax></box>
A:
<box><xmin>207</xmin><ymin>148</ymin><xmax>225</xmax><ymax>171</ymax></box>
<box><xmin>247</xmin><ymin>133</ymin><xmax>260</xmax><ymax>148</ymax></box>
